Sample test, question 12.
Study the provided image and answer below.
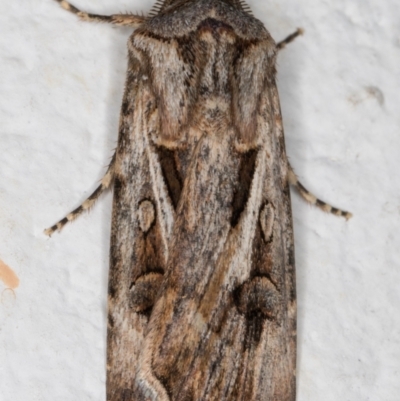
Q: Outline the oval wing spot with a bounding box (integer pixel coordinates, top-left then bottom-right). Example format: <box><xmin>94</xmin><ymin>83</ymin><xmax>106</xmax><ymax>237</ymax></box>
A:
<box><xmin>138</xmin><ymin>200</ymin><xmax>156</xmax><ymax>233</ymax></box>
<box><xmin>260</xmin><ymin>203</ymin><xmax>275</xmax><ymax>242</ymax></box>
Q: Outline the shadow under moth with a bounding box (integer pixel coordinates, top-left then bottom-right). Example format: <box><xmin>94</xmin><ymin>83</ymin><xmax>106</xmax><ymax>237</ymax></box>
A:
<box><xmin>46</xmin><ymin>0</ymin><xmax>352</xmax><ymax>399</ymax></box>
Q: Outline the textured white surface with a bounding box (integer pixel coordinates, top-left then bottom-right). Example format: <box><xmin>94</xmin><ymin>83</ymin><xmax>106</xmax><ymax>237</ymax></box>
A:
<box><xmin>1</xmin><ymin>0</ymin><xmax>399</xmax><ymax>400</ymax></box>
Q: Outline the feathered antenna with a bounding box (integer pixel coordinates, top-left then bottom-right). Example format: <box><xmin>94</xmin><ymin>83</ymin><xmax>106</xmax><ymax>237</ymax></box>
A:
<box><xmin>238</xmin><ymin>0</ymin><xmax>253</xmax><ymax>15</ymax></box>
<box><xmin>148</xmin><ymin>0</ymin><xmax>166</xmax><ymax>16</ymax></box>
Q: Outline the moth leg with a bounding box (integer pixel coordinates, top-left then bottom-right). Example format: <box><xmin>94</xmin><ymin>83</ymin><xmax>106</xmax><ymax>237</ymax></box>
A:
<box><xmin>53</xmin><ymin>0</ymin><xmax>146</xmax><ymax>27</ymax></box>
<box><xmin>288</xmin><ymin>164</ymin><xmax>352</xmax><ymax>219</ymax></box>
<box><xmin>276</xmin><ymin>28</ymin><xmax>304</xmax><ymax>51</ymax></box>
<box><xmin>44</xmin><ymin>153</ymin><xmax>116</xmax><ymax>236</ymax></box>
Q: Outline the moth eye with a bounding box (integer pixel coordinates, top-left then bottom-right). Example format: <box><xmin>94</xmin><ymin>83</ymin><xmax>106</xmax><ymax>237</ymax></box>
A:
<box><xmin>230</xmin><ymin>149</ymin><xmax>258</xmax><ymax>227</ymax></box>
<box><xmin>260</xmin><ymin>203</ymin><xmax>275</xmax><ymax>242</ymax></box>
<box><xmin>138</xmin><ymin>199</ymin><xmax>156</xmax><ymax>233</ymax></box>
<box><xmin>130</xmin><ymin>272</ymin><xmax>164</xmax><ymax>313</ymax></box>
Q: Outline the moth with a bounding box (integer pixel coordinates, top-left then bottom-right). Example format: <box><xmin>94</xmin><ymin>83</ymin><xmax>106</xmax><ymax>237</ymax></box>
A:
<box><xmin>47</xmin><ymin>0</ymin><xmax>351</xmax><ymax>400</ymax></box>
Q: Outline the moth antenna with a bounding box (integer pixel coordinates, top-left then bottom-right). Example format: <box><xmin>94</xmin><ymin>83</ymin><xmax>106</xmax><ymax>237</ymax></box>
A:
<box><xmin>148</xmin><ymin>0</ymin><xmax>166</xmax><ymax>16</ymax></box>
<box><xmin>238</xmin><ymin>0</ymin><xmax>253</xmax><ymax>15</ymax></box>
<box><xmin>44</xmin><ymin>153</ymin><xmax>116</xmax><ymax>236</ymax></box>
<box><xmin>288</xmin><ymin>165</ymin><xmax>352</xmax><ymax>220</ymax></box>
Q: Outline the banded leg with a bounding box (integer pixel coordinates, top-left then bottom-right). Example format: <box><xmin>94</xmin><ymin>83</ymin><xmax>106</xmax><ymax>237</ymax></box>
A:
<box><xmin>278</xmin><ymin>30</ymin><xmax>350</xmax><ymax>219</ymax></box>
<box><xmin>277</xmin><ymin>28</ymin><xmax>304</xmax><ymax>51</ymax></box>
<box><xmin>288</xmin><ymin>165</ymin><xmax>352</xmax><ymax>220</ymax></box>
<box><xmin>44</xmin><ymin>153</ymin><xmax>116</xmax><ymax>236</ymax></box>
<box><xmin>54</xmin><ymin>0</ymin><xmax>146</xmax><ymax>27</ymax></box>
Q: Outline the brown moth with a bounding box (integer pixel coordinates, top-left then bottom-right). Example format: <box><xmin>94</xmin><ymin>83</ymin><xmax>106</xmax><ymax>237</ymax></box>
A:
<box><xmin>47</xmin><ymin>0</ymin><xmax>351</xmax><ymax>400</ymax></box>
